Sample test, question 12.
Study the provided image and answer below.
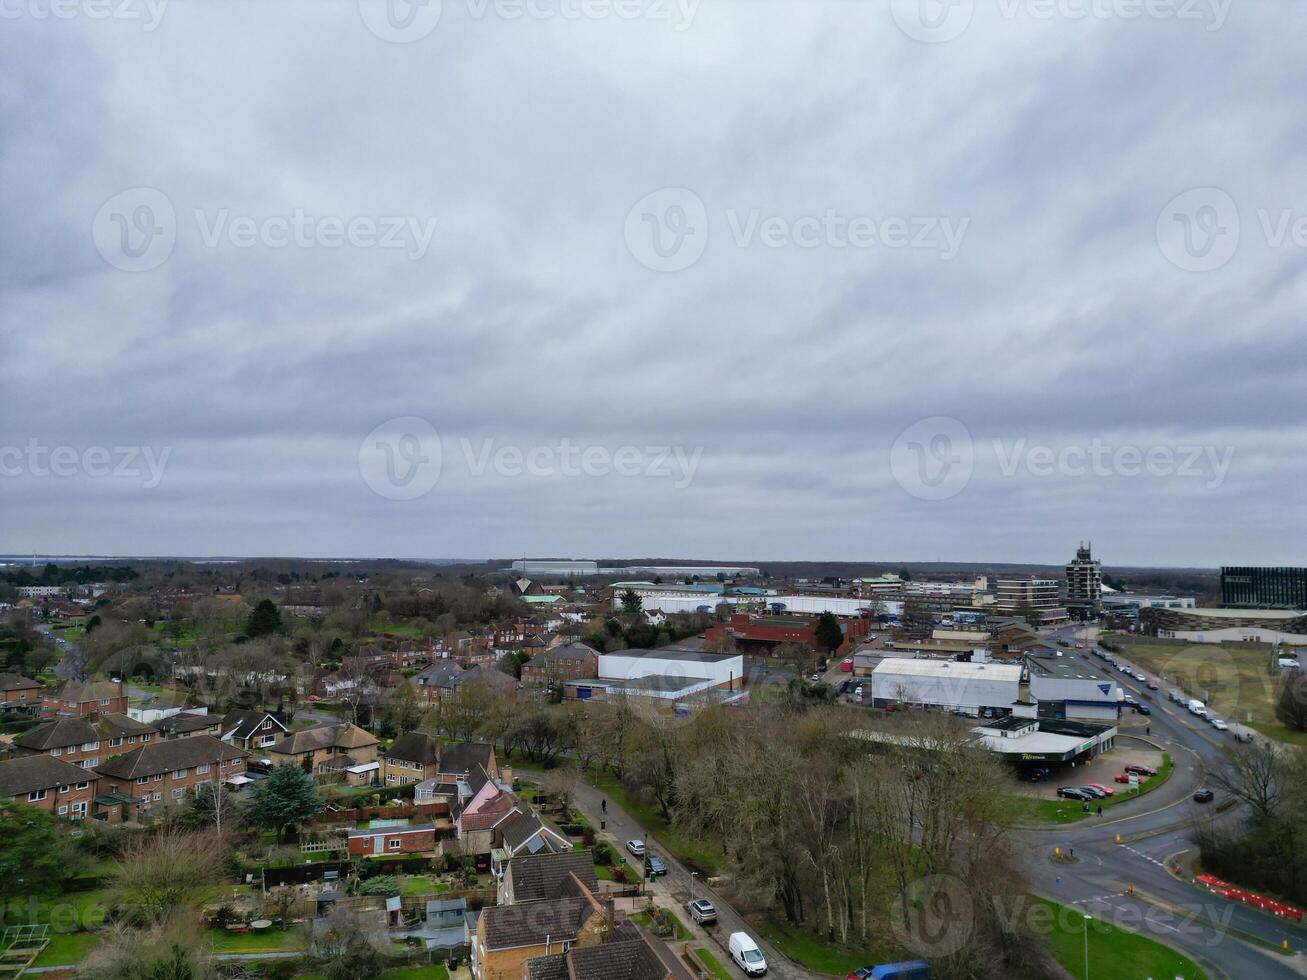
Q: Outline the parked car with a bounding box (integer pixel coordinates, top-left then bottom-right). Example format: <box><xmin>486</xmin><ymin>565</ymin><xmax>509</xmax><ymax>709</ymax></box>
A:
<box><xmin>1147</xmin><ymin>681</ymin><xmax>1160</xmax><ymax>690</ymax></box>
<box><xmin>1235</xmin><ymin>730</ymin><xmax>1255</xmax><ymax>743</ymax></box>
<box><xmin>729</xmin><ymin>932</ymin><xmax>768</xmax><ymax>976</ymax></box>
<box><xmin>686</xmin><ymin>899</ymin><xmax>717</xmax><ymax>925</ymax></box>
<box><xmin>1113</xmin><ymin>774</ymin><xmax>1133</xmax><ymax>784</ymax></box>
<box><xmin>1057</xmin><ymin>787</ymin><xmax>1091</xmax><ymax>801</ymax></box>
<box><xmin>1124</xmin><ymin>763</ymin><xmax>1157</xmax><ymax>777</ymax></box>
<box><xmin>625</xmin><ymin>839</ymin><xmax>645</xmax><ymax>857</ymax></box>
<box><xmin>1078</xmin><ymin>786</ymin><xmax>1108</xmax><ymax>799</ymax></box>
<box><xmin>645</xmin><ymin>854</ymin><xmax>668</xmax><ymax>877</ymax></box>
<box><xmin>1193</xmin><ymin>789</ymin><xmax>1215</xmax><ymax>803</ymax></box>
<box><xmin>1211</xmin><ymin>718</ymin><xmax>1229</xmax><ymax>731</ymax></box>
<box><xmin>1085</xmin><ymin>782</ymin><xmax>1115</xmax><ymax>797</ymax></box>
<box><xmin>1134</xmin><ymin>704</ymin><xmax>1151</xmax><ymax>716</ymax></box>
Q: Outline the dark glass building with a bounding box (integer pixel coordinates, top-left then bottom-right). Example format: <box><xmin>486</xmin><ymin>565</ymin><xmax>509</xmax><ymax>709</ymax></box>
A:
<box><xmin>1220</xmin><ymin>566</ymin><xmax>1307</xmax><ymax>610</ymax></box>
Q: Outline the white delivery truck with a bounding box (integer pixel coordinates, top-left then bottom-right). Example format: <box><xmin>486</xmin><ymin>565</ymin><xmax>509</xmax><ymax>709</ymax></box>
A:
<box><xmin>1188</xmin><ymin>699</ymin><xmax>1207</xmax><ymax>717</ymax></box>
<box><xmin>729</xmin><ymin>932</ymin><xmax>768</xmax><ymax>976</ymax></box>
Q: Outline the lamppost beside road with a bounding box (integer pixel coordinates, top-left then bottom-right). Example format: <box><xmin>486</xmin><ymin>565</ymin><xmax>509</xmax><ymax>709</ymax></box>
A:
<box><xmin>1083</xmin><ymin>912</ymin><xmax>1092</xmax><ymax>980</ymax></box>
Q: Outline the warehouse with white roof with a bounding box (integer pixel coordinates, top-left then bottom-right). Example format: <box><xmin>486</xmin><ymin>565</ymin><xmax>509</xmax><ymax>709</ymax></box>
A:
<box><xmin>870</xmin><ymin>658</ymin><xmax>1023</xmax><ymax>714</ymax></box>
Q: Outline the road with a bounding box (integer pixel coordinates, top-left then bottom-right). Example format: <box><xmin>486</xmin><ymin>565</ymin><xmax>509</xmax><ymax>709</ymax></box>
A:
<box><xmin>1024</xmin><ymin>625</ymin><xmax>1307</xmax><ymax>979</ymax></box>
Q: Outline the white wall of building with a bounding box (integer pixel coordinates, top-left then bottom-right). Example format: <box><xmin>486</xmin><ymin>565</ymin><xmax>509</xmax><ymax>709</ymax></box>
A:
<box><xmin>871</xmin><ymin>660</ymin><xmax>1021</xmax><ymax>710</ymax></box>
<box><xmin>599</xmin><ymin>652</ymin><xmax>742</xmax><ymax>686</ymax></box>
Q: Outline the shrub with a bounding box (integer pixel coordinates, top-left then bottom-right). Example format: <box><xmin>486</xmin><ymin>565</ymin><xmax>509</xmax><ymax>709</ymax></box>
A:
<box><xmin>591</xmin><ymin>842</ymin><xmax>616</xmax><ymax>865</ymax></box>
<box><xmin>356</xmin><ymin>875</ymin><xmax>400</xmax><ymax>897</ymax></box>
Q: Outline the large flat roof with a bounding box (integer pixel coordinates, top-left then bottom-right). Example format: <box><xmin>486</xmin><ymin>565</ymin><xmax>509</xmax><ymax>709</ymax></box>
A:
<box><xmin>1026</xmin><ymin>656</ymin><xmax>1104</xmax><ymax>681</ymax></box>
<box><xmin>872</xmin><ymin>658</ymin><xmax>1023</xmax><ymax>682</ymax></box>
<box><xmin>603</xmin><ymin>648</ymin><xmax>739</xmax><ymax>663</ymax></box>
<box><xmin>1183</xmin><ymin>607</ymin><xmax>1302</xmax><ymax>620</ymax></box>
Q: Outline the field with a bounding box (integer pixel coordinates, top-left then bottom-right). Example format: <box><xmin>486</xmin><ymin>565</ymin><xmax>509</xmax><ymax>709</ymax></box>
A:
<box><xmin>1032</xmin><ymin>897</ymin><xmax>1207</xmax><ymax>979</ymax></box>
<box><xmin>1103</xmin><ymin>636</ymin><xmax>1304</xmax><ymax>744</ymax></box>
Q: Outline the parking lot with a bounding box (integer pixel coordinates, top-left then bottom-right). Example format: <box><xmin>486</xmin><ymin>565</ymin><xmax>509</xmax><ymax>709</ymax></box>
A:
<box><xmin>1012</xmin><ymin>745</ymin><xmax>1167</xmax><ymax>800</ymax></box>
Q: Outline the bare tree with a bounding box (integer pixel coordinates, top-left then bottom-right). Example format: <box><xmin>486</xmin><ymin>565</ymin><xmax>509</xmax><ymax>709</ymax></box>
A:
<box><xmin>1206</xmin><ymin>740</ymin><xmax>1285</xmax><ymax>824</ymax></box>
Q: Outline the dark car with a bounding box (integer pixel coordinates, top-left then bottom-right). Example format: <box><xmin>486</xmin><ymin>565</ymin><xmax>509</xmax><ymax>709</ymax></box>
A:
<box><xmin>645</xmin><ymin>854</ymin><xmax>668</xmax><ymax>877</ymax></box>
<box><xmin>1193</xmin><ymin>789</ymin><xmax>1215</xmax><ymax>803</ymax></box>
<box><xmin>1078</xmin><ymin>786</ymin><xmax>1108</xmax><ymax>799</ymax></box>
<box><xmin>1134</xmin><ymin>704</ymin><xmax>1151</xmax><ymax>715</ymax></box>
<box><xmin>1124</xmin><ymin>763</ymin><xmax>1157</xmax><ymax>776</ymax></box>
<box><xmin>1057</xmin><ymin>787</ymin><xmax>1091</xmax><ymax>801</ymax></box>
<box><xmin>1147</xmin><ymin>682</ymin><xmax>1160</xmax><ymax>690</ymax></box>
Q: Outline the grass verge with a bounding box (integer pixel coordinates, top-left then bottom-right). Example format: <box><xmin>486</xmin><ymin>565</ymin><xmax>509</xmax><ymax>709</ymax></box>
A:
<box><xmin>751</xmin><ymin>916</ymin><xmax>896</xmax><ymax>975</ymax></box>
<box><xmin>1032</xmin><ymin>896</ymin><xmax>1207</xmax><ymax>979</ymax></box>
<box><xmin>694</xmin><ymin>947</ymin><xmax>732</xmax><ymax>979</ymax></box>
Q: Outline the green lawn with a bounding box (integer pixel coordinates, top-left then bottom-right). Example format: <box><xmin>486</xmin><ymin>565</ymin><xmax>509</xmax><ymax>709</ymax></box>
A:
<box><xmin>206</xmin><ymin>926</ymin><xmax>308</xmax><ymax>953</ymax></box>
<box><xmin>751</xmin><ymin>917</ymin><xmax>895</xmax><ymax>975</ymax></box>
<box><xmin>28</xmin><ymin>931</ymin><xmax>103</xmax><ymax>967</ymax></box>
<box><xmin>1103</xmin><ymin>636</ymin><xmax>1306</xmax><ymax>745</ymax></box>
<box><xmin>1032</xmin><ymin>896</ymin><xmax>1207</xmax><ymax>979</ymax></box>
<box><xmin>1004</xmin><ymin>754</ymin><xmax>1174</xmax><ymax>825</ymax></box>
<box><xmin>629</xmin><ymin>908</ymin><xmax>692</xmax><ymax>941</ymax></box>
<box><xmin>376</xmin><ymin>967</ymin><xmax>450</xmax><ymax>980</ymax></box>
<box><xmin>694</xmin><ymin>948</ymin><xmax>732</xmax><ymax>979</ymax></box>
<box><xmin>399</xmin><ymin>875</ymin><xmax>450</xmax><ymax>896</ymax></box>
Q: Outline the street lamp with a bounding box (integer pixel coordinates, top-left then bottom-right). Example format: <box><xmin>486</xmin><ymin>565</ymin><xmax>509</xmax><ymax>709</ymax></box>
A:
<box><xmin>1083</xmin><ymin>912</ymin><xmax>1091</xmax><ymax>980</ymax></box>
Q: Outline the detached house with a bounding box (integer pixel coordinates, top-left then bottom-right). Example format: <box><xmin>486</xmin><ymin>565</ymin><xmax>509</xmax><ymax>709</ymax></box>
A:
<box><xmin>95</xmin><ymin>735</ymin><xmax>246</xmax><ymax>810</ymax></box>
<box><xmin>266</xmin><ymin>722</ymin><xmax>378</xmax><ymax>780</ymax></box>
<box><xmin>14</xmin><ymin>713</ymin><xmax>159</xmax><ymax>770</ymax></box>
<box><xmin>0</xmin><ymin>755</ymin><xmax>98</xmax><ymax>820</ymax></box>
<box><xmin>220</xmin><ymin>710</ymin><xmax>289</xmax><ymax>751</ymax></box>
<box><xmin>42</xmin><ymin>679</ymin><xmax>128</xmax><ymax>717</ymax></box>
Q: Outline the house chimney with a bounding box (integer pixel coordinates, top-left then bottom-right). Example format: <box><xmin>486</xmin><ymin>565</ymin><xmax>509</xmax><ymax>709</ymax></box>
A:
<box><xmin>604</xmin><ymin>897</ymin><xmax>615</xmax><ymax>941</ymax></box>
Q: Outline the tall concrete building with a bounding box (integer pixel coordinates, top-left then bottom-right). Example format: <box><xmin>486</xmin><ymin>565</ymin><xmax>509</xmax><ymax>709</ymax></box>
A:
<box><xmin>1065</xmin><ymin>542</ymin><xmax>1103</xmax><ymax>619</ymax></box>
<box><xmin>994</xmin><ymin>578</ymin><xmax>1068</xmax><ymax>625</ymax></box>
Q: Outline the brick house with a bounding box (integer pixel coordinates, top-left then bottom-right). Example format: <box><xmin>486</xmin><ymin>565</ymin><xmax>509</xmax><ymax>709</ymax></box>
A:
<box><xmin>471</xmin><ymin>875</ymin><xmax>607</xmax><ymax>980</ymax></box>
<box><xmin>42</xmin><ymin>680</ymin><xmax>129</xmax><ymax>717</ymax></box>
<box><xmin>381</xmin><ymin>732</ymin><xmax>441</xmax><ymax>787</ymax></box>
<box><xmin>13</xmin><ymin>713</ymin><xmax>159</xmax><ymax>770</ymax></box>
<box><xmin>412</xmin><ymin>661</ymin><xmax>466</xmax><ymax>704</ymax></box>
<box><xmin>266</xmin><ymin>722</ymin><xmax>378</xmax><ymax>776</ymax></box>
<box><xmin>0</xmin><ymin>673</ymin><xmax>42</xmax><ymax>710</ymax></box>
<box><xmin>0</xmin><ymin>755</ymin><xmax>98</xmax><ymax>820</ymax></box>
<box><xmin>520</xmin><ymin>643</ymin><xmax>599</xmax><ymax>688</ymax></box>
<box><xmin>154</xmin><ymin>711</ymin><xmax>224</xmax><ymax>739</ymax></box>
<box><xmin>94</xmin><ymin>735</ymin><xmax>247</xmax><ymax>811</ymax></box>
<box><xmin>345</xmin><ymin>822</ymin><xmax>437</xmax><ymax>857</ymax></box>
<box><xmin>524</xmin><ymin>921</ymin><xmax>694</xmax><ymax>980</ymax></box>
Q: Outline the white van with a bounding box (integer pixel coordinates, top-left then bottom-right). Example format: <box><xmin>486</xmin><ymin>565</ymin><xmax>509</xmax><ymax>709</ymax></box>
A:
<box><xmin>1188</xmin><ymin>699</ymin><xmax>1207</xmax><ymax>717</ymax></box>
<box><xmin>729</xmin><ymin>932</ymin><xmax>767</xmax><ymax>976</ymax></box>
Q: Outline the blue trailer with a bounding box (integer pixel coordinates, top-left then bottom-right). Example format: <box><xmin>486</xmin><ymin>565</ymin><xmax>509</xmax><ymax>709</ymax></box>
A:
<box><xmin>869</xmin><ymin>962</ymin><xmax>931</xmax><ymax>980</ymax></box>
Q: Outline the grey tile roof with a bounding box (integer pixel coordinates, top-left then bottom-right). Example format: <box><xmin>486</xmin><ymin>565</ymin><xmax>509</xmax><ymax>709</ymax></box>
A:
<box><xmin>438</xmin><ymin>742</ymin><xmax>493</xmax><ymax>777</ymax></box>
<box><xmin>221</xmin><ymin>709</ymin><xmax>287</xmax><ymax>741</ymax></box>
<box><xmin>0</xmin><ymin>754</ymin><xmax>95</xmax><ymax>797</ymax></box>
<box><xmin>15</xmin><ymin>713</ymin><xmax>156</xmax><ymax>751</ymax></box>
<box><xmin>385</xmin><ymin>732</ymin><xmax>440</xmax><ymax>766</ymax></box>
<box><xmin>480</xmin><ymin>895</ymin><xmax>594</xmax><ymax>951</ymax></box>
<box><xmin>507</xmin><ymin>850</ymin><xmax>598</xmax><ymax>903</ymax></box>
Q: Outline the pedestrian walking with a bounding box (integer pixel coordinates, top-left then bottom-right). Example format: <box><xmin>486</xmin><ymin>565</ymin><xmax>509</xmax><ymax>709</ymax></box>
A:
<box><xmin>601</xmin><ymin>798</ymin><xmax>607</xmax><ymax>814</ymax></box>
<box><xmin>1146</xmin><ymin>725</ymin><xmax>1150</xmax><ymax>735</ymax></box>
<box><xmin>1097</xmin><ymin>804</ymin><xmax>1102</xmax><ymax>816</ymax></box>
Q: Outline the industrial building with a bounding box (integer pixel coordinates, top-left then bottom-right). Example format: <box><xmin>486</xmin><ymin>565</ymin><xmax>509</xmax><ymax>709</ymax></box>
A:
<box><xmin>993</xmin><ymin>578</ymin><xmax>1069</xmax><ymax>625</ymax></box>
<box><xmin>1025</xmin><ymin>655</ymin><xmax>1121</xmax><ymax>721</ymax></box>
<box><xmin>969</xmin><ymin>716</ymin><xmax>1117</xmax><ymax>762</ymax></box>
<box><xmin>870</xmin><ymin>658</ymin><xmax>1023</xmax><ymax>714</ymax></box>
<box><xmin>563</xmin><ymin>649</ymin><xmax>744</xmax><ymax>705</ymax></box>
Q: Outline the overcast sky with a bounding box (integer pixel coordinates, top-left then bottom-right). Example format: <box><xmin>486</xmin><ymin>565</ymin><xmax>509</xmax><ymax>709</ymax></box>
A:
<box><xmin>1</xmin><ymin>0</ymin><xmax>1304</xmax><ymax>567</ymax></box>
